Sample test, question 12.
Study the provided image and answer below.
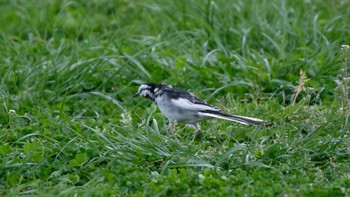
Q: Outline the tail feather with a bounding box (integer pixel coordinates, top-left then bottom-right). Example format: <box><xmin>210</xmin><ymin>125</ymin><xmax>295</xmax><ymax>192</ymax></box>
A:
<box><xmin>198</xmin><ymin>110</ymin><xmax>263</xmax><ymax>125</ymax></box>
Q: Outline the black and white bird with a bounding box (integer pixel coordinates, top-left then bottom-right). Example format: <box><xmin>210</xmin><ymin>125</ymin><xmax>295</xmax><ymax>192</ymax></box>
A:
<box><xmin>134</xmin><ymin>83</ymin><xmax>263</xmax><ymax>134</ymax></box>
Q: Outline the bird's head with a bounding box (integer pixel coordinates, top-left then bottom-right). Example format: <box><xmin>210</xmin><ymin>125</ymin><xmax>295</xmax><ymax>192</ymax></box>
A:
<box><xmin>134</xmin><ymin>83</ymin><xmax>161</xmax><ymax>101</ymax></box>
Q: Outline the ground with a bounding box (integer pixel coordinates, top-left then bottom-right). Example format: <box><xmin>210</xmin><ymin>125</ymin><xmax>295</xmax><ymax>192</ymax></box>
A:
<box><xmin>1</xmin><ymin>0</ymin><xmax>350</xmax><ymax>196</ymax></box>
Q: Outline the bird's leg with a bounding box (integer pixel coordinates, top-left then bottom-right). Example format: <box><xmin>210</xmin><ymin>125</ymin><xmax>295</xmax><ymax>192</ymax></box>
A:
<box><xmin>186</xmin><ymin>123</ymin><xmax>202</xmax><ymax>138</ymax></box>
<box><xmin>194</xmin><ymin>123</ymin><xmax>202</xmax><ymax>139</ymax></box>
<box><xmin>167</xmin><ymin>120</ymin><xmax>175</xmax><ymax>132</ymax></box>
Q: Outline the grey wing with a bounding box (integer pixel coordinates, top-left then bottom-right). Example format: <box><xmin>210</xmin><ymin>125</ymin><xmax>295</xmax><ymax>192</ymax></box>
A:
<box><xmin>167</xmin><ymin>88</ymin><xmax>208</xmax><ymax>105</ymax></box>
<box><xmin>188</xmin><ymin>92</ymin><xmax>210</xmax><ymax>105</ymax></box>
<box><xmin>170</xmin><ymin>89</ymin><xmax>222</xmax><ymax>111</ymax></box>
<box><xmin>188</xmin><ymin>93</ymin><xmax>223</xmax><ymax>112</ymax></box>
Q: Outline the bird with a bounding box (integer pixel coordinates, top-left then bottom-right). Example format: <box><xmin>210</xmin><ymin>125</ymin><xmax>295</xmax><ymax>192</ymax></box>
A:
<box><xmin>134</xmin><ymin>83</ymin><xmax>263</xmax><ymax>135</ymax></box>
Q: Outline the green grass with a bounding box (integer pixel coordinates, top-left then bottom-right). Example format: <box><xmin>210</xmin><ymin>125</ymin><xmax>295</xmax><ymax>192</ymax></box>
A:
<box><xmin>1</xmin><ymin>0</ymin><xmax>350</xmax><ymax>196</ymax></box>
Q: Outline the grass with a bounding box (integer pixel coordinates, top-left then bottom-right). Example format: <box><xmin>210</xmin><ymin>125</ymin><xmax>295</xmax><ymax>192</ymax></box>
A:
<box><xmin>1</xmin><ymin>0</ymin><xmax>350</xmax><ymax>196</ymax></box>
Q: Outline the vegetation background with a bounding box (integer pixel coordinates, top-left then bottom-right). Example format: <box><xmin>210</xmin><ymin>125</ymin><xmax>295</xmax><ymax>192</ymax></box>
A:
<box><xmin>1</xmin><ymin>0</ymin><xmax>350</xmax><ymax>196</ymax></box>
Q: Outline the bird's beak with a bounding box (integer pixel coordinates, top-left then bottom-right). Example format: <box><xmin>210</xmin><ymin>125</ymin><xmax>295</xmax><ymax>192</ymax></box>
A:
<box><xmin>133</xmin><ymin>93</ymin><xmax>140</xmax><ymax>97</ymax></box>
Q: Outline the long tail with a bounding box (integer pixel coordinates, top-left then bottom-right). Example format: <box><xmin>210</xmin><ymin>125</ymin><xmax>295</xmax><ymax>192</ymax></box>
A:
<box><xmin>198</xmin><ymin>110</ymin><xmax>263</xmax><ymax>125</ymax></box>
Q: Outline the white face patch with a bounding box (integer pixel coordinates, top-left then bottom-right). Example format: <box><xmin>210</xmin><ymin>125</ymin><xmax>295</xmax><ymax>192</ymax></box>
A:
<box><xmin>137</xmin><ymin>84</ymin><xmax>154</xmax><ymax>99</ymax></box>
<box><xmin>138</xmin><ymin>84</ymin><xmax>150</xmax><ymax>93</ymax></box>
<box><xmin>140</xmin><ymin>89</ymin><xmax>151</xmax><ymax>97</ymax></box>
